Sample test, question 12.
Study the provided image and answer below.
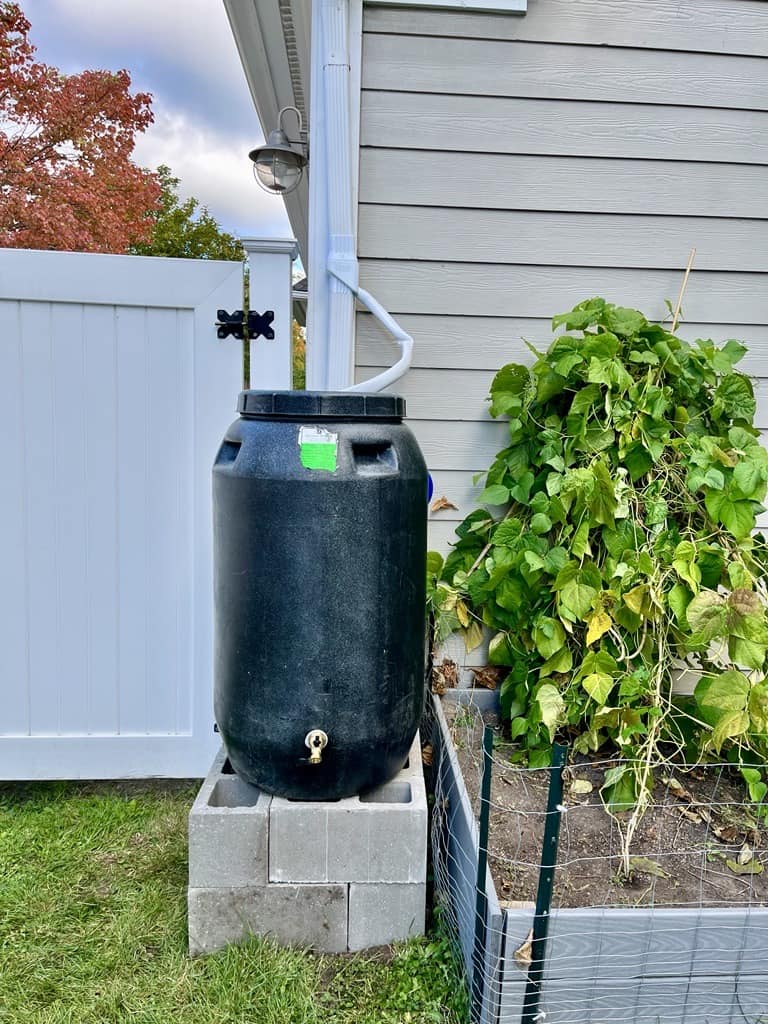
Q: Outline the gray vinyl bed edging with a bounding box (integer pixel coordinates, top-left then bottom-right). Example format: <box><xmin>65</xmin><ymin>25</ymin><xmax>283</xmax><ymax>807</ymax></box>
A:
<box><xmin>429</xmin><ymin>689</ymin><xmax>768</xmax><ymax>1024</ymax></box>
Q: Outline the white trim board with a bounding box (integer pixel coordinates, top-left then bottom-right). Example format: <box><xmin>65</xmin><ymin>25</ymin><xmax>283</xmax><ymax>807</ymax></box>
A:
<box><xmin>365</xmin><ymin>1</ymin><xmax>526</xmax><ymax>10</ymax></box>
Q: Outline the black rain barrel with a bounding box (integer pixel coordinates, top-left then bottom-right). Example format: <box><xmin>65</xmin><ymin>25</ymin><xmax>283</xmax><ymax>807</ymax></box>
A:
<box><xmin>213</xmin><ymin>390</ymin><xmax>427</xmax><ymax>800</ymax></box>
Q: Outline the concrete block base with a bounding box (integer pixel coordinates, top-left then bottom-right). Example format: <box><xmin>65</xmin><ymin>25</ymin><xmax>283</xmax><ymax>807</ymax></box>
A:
<box><xmin>188</xmin><ymin>884</ymin><xmax>348</xmax><ymax>955</ymax></box>
<box><xmin>348</xmin><ymin>882</ymin><xmax>427</xmax><ymax>951</ymax></box>
<box><xmin>187</xmin><ymin>734</ymin><xmax>427</xmax><ymax>955</ymax></box>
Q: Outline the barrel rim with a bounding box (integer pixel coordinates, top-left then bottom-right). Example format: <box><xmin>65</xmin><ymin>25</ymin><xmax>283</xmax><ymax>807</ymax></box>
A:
<box><xmin>237</xmin><ymin>390</ymin><xmax>405</xmax><ymax>421</ymax></box>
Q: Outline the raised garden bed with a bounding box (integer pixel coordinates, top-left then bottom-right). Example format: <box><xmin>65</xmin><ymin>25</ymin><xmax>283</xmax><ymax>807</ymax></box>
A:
<box><xmin>429</xmin><ymin>689</ymin><xmax>768</xmax><ymax>1024</ymax></box>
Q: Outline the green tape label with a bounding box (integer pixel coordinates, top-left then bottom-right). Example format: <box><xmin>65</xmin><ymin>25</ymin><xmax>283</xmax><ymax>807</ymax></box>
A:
<box><xmin>298</xmin><ymin>425</ymin><xmax>338</xmax><ymax>472</ymax></box>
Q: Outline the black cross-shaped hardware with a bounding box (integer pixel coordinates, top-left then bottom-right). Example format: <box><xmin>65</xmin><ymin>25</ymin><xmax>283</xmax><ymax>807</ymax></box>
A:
<box><xmin>216</xmin><ymin>309</ymin><xmax>275</xmax><ymax>341</ymax></box>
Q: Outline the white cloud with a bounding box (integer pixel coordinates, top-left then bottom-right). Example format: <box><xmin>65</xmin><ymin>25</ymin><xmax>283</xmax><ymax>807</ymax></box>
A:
<box><xmin>40</xmin><ymin>0</ymin><xmax>247</xmax><ymax>97</ymax></box>
<box><xmin>133</xmin><ymin>106</ymin><xmax>291</xmax><ymax>238</ymax></box>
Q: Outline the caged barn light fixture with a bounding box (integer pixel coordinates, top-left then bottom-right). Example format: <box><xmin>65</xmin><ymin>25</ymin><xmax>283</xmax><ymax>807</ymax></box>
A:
<box><xmin>248</xmin><ymin>105</ymin><xmax>307</xmax><ymax>195</ymax></box>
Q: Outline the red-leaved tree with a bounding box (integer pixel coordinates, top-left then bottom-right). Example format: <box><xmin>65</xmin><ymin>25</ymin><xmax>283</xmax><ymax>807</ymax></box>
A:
<box><xmin>0</xmin><ymin>2</ymin><xmax>161</xmax><ymax>252</ymax></box>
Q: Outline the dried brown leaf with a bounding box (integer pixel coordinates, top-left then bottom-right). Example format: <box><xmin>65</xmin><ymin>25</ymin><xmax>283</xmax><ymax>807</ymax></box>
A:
<box><xmin>679</xmin><ymin>808</ymin><xmax>703</xmax><ymax>824</ymax></box>
<box><xmin>431</xmin><ymin>658</ymin><xmax>459</xmax><ymax>694</ymax></box>
<box><xmin>663</xmin><ymin>775</ymin><xmax>694</xmax><ymax>804</ymax></box>
<box><xmin>430</xmin><ymin>495</ymin><xmax>459</xmax><ymax>513</ymax></box>
<box><xmin>714</xmin><ymin>825</ymin><xmax>740</xmax><ymax>844</ymax></box>
<box><xmin>513</xmin><ymin>929</ymin><xmax>533</xmax><ymax>966</ymax></box>
<box><xmin>472</xmin><ymin>666</ymin><xmax>503</xmax><ymax>691</ymax></box>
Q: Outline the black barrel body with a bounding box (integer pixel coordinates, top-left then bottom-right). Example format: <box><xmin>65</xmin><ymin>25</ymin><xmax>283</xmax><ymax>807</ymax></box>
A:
<box><xmin>213</xmin><ymin>390</ymin><xmax>427</xmax><ymax>800</ymax></box>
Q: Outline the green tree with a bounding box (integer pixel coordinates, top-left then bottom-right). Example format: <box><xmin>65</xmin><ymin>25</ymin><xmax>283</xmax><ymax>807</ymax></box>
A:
<box><xmin>131</xmin><ymin>164</ymin><xmax>244</xmax><ymax>261</ymax></box>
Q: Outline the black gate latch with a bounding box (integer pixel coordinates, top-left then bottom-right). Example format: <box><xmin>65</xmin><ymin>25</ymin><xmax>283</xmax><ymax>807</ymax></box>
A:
<box><xmin>216</xmin><ymin>309</ymin><xmax>275</xmax><ymax>341</ymax></box>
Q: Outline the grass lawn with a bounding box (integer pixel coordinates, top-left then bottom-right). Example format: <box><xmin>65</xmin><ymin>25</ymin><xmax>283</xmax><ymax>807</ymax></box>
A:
<box><xmin>0</xmin><ymin>780</ymin><xmax>468</xmax><ymax>1024</ymax></box>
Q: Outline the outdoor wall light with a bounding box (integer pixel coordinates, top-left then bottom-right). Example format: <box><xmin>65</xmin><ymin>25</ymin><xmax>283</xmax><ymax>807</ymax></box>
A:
<box><xmin>249</xmin><ymin>106</ymin><xmax>307</xmax><ymax>195</ymax></box>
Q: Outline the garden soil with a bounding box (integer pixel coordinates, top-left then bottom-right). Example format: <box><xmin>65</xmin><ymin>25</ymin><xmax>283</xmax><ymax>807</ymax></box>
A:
<box><xmin>442</xmin><ymin>698</ymin><xmax>768</xmax><ymax>910</ymax></box>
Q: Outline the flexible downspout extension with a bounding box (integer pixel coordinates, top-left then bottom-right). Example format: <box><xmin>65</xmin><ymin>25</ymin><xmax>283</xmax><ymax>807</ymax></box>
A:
<box><xmin>319</xmin><ymin>0</ymin><xmax>413</xmax><ymax>394</ymax></box>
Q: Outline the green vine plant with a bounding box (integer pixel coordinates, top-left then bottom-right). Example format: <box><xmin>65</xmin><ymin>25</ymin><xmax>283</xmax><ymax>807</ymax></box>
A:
<box><xmin>427</xmin><ymin>297</ymin><xmax>768</xmax><ymax>863</ymax></box>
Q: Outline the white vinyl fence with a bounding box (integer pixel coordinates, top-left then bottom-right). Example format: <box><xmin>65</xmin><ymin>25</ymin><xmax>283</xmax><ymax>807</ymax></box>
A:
<box><xmin>0</xmin><ymin>242</ymin><xmax>294</xmax><ymax>779</ymax></box>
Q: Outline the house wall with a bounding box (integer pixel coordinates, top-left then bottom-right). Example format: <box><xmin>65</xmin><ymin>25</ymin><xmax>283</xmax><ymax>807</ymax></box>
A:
<box><xmin>353</xmin><ymin>0</ymin><xmax>768</xmax><ymax>551</ymax></box>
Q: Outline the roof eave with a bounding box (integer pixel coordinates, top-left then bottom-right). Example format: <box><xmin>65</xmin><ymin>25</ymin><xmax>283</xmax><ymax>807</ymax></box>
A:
<box><xmin>223</xmin><ymin>0</ymin><xmax>311</xmax><ymax>262</ymax></box>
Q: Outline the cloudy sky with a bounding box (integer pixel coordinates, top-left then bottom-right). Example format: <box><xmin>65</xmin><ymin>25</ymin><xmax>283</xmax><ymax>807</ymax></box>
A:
<box><xmin>23</xmin><ymin>0</ymin><xmax>292</xmax><ymax>239</ymax></box>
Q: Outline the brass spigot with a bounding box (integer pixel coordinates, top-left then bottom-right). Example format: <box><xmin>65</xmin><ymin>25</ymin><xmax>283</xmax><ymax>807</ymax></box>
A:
<box><xmin>305</xmin><ymin>729</ymin><xmax>328</xmax><ymax>765</ymax></box>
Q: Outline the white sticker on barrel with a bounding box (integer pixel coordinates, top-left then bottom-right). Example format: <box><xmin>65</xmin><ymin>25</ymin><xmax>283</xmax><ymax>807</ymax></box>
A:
<box><xmin>298</xmin><ymin>425</ymin><xmax>338</xmax><ymax>473</ymax></box>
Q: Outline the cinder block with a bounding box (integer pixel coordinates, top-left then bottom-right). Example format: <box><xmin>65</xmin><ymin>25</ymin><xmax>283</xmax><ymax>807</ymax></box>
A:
<box><xmin>269</xmin><ymin>732</ymin><xmax>427</xmax><ymax>884</ymax></box>
<box><xmin>188</xmin><ymin>883</ymin><xmax>348</xmax><ymax>955</ymax></box>
<box><xmin>348</xmin><ymin>882</ymin><xmax>426</xmax><ymax>951</ymax></box>
<box><xmin>188</xmin><ymin>747</ymin><xmax>271</xmax><ymax>887</ymax></box>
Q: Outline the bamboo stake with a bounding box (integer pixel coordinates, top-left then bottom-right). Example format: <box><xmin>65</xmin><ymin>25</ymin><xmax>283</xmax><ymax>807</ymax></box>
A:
<box><xmin>670</xmin><ymin>248</ymin><xmax>696</xmax><ymax>333</ymax></box>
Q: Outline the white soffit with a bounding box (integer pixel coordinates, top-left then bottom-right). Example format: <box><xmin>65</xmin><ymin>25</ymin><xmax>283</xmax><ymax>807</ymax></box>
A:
<box><xmin>223</xmin><ymin>0</ymin><xmax>311</xmax><ymax>260</ymax></box>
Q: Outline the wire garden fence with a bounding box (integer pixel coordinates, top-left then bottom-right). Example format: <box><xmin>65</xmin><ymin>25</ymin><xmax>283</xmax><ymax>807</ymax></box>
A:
<box><xmin>424</xmin><ymin>682</ymin><xmax>768</xmax><ymax>1024</ymax></box>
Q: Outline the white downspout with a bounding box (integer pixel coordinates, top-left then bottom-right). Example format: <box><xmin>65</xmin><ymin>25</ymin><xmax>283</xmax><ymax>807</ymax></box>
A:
<box><xmin>316</xmin><ymin>0</ymin><xmax>413</xmax><ymax>394</ymax></box>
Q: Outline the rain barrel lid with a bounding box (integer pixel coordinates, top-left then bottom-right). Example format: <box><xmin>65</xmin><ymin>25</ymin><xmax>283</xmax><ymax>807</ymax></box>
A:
<box><xmin>238</xmin><ymin>390</ymin><xmax>405</xmax><ymax>421</ymax></box>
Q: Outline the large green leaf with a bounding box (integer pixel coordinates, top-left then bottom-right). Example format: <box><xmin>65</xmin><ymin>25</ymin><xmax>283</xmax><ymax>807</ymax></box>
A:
<box><xmin>569</xmin><ymin>384</ymin><xmax>601</xmax><ymax>419</ymax></box>
<box><xmin>551</xmin><ymin>297</ymin><xmax>606</xmax><ymax>332</ymax></box>
<box><xmin>729</xmin><ymin>425</ymin><xmax>760</xmax><ymax>450</ymax></box>
<box><xmin>732</xmin><ymin>459</ymin><xmax>767</xmax><ymax>501</ymax></box>
<box><xmin>604</xmin><ymin>306</ymin><xmax>646</xmax><ymax>337</ymax></box>
<box><xmin>713</xmin><ymin>373</ymin><xmax>756</xmax><ymax>422</ymax></box>
<box><xmin>704</xmin><ymin>490</ymin><xmax>755</xmax><ymax>539</ymax></box>
<box><xmin>571</xmin><ymin>519</ymin><xmax>591</xmax><ymax>558</ymax></box>
<box><xmin>488</xmin><ymin>631</ymin><xmax>516</xmax><ymax>666</ymax></box>
<box><xmin>543</xmin><ymin>546</ymin><xmax>570</xmax><ymax>574</ymax></box>
<box><xmin>539</xmin><ymin>646</ymin><xmax>573</xmax><ymax>676</ymax></box>
<box><xmin>492</xmin><ymin>518</ymin><xmax>523</xmax><ymax>547</ymax></box>
<box><xmin>668</xmin><ymin>582</ymin><xmax>692</xmax><ymax>624</ymax></box>
<box><xmin>553</xmin><ymin>352</ymin><xmax>583</xmax><ymax>377</ymax></box>
<box><xmin>455</xmin><ymin>509</ymin><xmax>494</xmax><ymax>540</ymax></box>
<box><xmin>537</xmin><ymin>369</ymin><xmax>568</xmax><ymax>403</ymax></box>
<box><xmin>711</xmin><ymin>710</ymin><xmax>750</xmax><ymax>753</ymax></box>
<box><xmin>684</xmin><ymin>593</ymin><xmax>729</xmax><ymax>638</ymax></box>
<box><xmin>601</xmin><ymin>765</ymin><xmax>637</xmax><ymax>813</ymax></box>
<box><xmin>728</xmin><ymin>636</ymin><xmax>767</xmax><ymax>672</ymax></box>
<box><xmin>623</xmin><ymin>441</ymin><xmax>653</xmax><ymax>482</ymax></box>
<box><xmin>427</xmin><ymin>551</ymin><xmax>444</xmax><ymax>578</ymax></box>
<box><xmin>533</xmin><ymin>617</ymin><xmax>566</xmax><ymax>660</ymax></box>
<box><xmin>672</xmin><ymin>541</ymin><xmax>702</xmax><ymax>592</ymax></box>
<box><xmin>533</xmin><ymin>683</ymin><xmax>565</xmax><ymax>742</ymax></box>
<box><xmin>748</xmin><ymin>681</ymin><xmax>768</xmax><ymax>734</ymax></box>
<box><xmin>479</xmin><ymin>484</ymin><xmax>510</xmax><ymax>506</ymax></box>
<box><xmin>719</xmin><ymin>339</ymin><xmax>748</xmax><ymax>368</ymax></box>
<box><xmin>530</xmin><ymin>512</ymin><xmax>553</xmax><ymax>535</ymax></box>
<box><xmin>586</xmin><ymin>356</ymin><xmax>633</xmax><ymax>392</ymax></box>
<box><xmin>581</xmin><ymin>331</ymin><xmax>621</xmax><ymax>361</ymax></box>
<box><xmin>554</xmin><ymin>561</ymin><xmax>598</xmax><ymax>622</ymax></box>
<box><xmin>588</xmin><ymin>459</ymin><xmax>618</xmax><ymax>527</ymax></box>
<box><xmin>510</xmin><ymin>471</ymin><xmax>535</xmax><ymax>505</ymax></box>
<box><xmin>489</xmin><ymin>363</ymin><xmax>532</xmax><ymax>418</ymax></box>
<box><xmin>694</xmin><ymin>670</ymin><xmax>750</xmax><ymax>727</ymax></box>
<box><xmin>495</xmin><ymin>576</ymin><xmax>525</xmax><ymax>612</ymax></box>
<box><xmin>582</xmin><ymin>672</ymin><xmax>614</xmax><ymax>705</ymax></box>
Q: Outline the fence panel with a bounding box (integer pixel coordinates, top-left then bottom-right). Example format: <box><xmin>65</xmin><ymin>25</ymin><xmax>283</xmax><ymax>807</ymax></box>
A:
<box><xmin>0</xmin><ymin>249</ymin><xmax>244</xmax><ymax>778</ymax></box>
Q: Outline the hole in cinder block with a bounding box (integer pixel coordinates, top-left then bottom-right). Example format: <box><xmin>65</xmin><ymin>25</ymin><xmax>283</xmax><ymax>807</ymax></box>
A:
<box><xmin>209</xmin><ymin>777</ymin><xmax>261</xmax><ymax>808</ymax></box>
<box><xmin>359</xmin><ymin>781</ymin><xmax>412</xmax><ymax>804</ymax></box>
<box><xmin>286</xmin><ymin>795</ymin><xmax>342</xmax><ymax>803</ymax></box>
<box><xmin>221</xmin><ymin>758</ymin><xmax>235</xmax><ymax>775</ymax></box>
